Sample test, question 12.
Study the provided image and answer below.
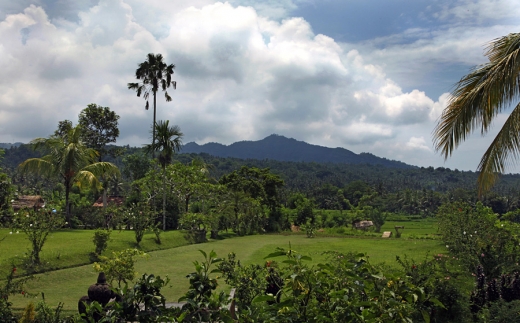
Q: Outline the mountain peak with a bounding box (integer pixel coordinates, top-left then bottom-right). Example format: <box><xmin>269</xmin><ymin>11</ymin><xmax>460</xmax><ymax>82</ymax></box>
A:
<box><xmin>181</xmin><ymin>134</ymin><xmax>412</xmax><ymax>168</ymax></box>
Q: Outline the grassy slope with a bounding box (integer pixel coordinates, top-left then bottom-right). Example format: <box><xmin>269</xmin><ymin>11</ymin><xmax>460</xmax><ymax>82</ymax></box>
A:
<box><xmin>0</xmin><ymin>229</ymin><xmax>189</xmax><ymax>274</ymax></box>
<box><xmin>7</xmin><ymin>233</ymin><xmax>445</xmax><ymax>312</ymax></box>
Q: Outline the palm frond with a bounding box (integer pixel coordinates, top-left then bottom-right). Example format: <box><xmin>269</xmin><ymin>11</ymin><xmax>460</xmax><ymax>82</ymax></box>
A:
<box><xmin>477</xmin><ymin>102</ymin><xmax>520</xmax><ymax>194</ymax></box>
<box><xmin>74</xmin><ymin>170</ymin><xmax>102</xmax><ymax>190</ymax></box>
<box><xmin>433</xmin><ymin>32</ymin><xmax>520</xmax><ymax>195</ymax></box>
<box><xmin>18</xmin><ymin>158</ymin><xmax>54</xmax><ymax>177</ymax></box>
<box><xmin>82</xmin><ymin>162</ymin><xmax>120</xmax><ymax>178</ymax></box>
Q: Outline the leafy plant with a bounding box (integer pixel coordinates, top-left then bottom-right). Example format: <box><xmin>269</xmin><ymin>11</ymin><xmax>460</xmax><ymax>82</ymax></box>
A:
<box><xmin>126</xmin><ymin>203</ymin><xmax>153</xmax><ymax>246</ymax></box>
<box><xmin>179</xmin><ymin>213</ymin><xmax>209</xmax><ymax>244</ymax></box>
<box><xmin>93</xmin><ymin>249</ymin><xmax>147</xmax><ymax>287</ymax></box>
<box><xmin>437</xmin><ymin>201</ymin><xmax>520</xmax><ymax>278</ymax></box>
<box><xmin>179</xmin><ymin>250</ymin><xmax>233</xmax><ymax>323</ymax></box>
<box><xmin>93</xmin><ymin>229</ymin><xmax>111</xmax><ymax>255</ymax></box>
<box><xmin>12</xmin><ymin>207</ymin><xmax>64</xmax><ymax>268</ymax></box>
<box><xmin>0</xmin><ymin>265</ymin><xmax>32</xmax><ymax>323</ymax></box>
<box><xmin>151</xmin><ymin>223</ymin><xmax>162</xmax><ymax>244</ymax></box>
<box><xmin>98</xmin><ymin>274</ymin><xmax>174</xmax><ymax>323</ymax></box>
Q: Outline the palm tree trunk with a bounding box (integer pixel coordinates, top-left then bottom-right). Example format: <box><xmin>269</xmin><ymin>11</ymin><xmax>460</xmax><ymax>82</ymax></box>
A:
<box><xmin>162</xmin><ymin>169</ymin><xmax>166</xmax><ymax>231</ymax></box>
<box><xmin>103</xmin><ymin>187</ymin><xmax>107</xmax><ymax>209</ymax></box>
<box><xmin>152</xmin><ymin>91</ymin><xmax>157</xmax><ymax>217</ymax></box>
<box><xmin>65</xmin><ymin>180</ymin><xmax>71</xmax><ymax>227</ymax></box>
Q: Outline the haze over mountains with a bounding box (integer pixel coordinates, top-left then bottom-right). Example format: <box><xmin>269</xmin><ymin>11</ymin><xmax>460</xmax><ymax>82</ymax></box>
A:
<box><xmin>181</xmin><ymin>134</ymin><xmax>413</xmax><ymax>169</ymax></box>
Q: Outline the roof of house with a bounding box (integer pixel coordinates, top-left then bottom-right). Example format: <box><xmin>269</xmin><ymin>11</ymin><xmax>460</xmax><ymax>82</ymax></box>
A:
<box><xmin>92</xmin><ymin>196</ymin><xmax>125</xmax><ymax>207</ymax></box>
<box><xmin>12</xmin><ymin>195</ymin><xmax>45</xmax><ymax>211</ymax></box>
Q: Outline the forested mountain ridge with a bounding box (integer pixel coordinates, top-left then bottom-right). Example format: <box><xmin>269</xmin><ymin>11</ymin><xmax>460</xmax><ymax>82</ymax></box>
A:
<box><xmin>182</xmin><ymin>134</ymin><xmax>412</xmax><ymax>168</ymax></box>
<box><xmin>4</xmin><ymin>139</ymin><xmax>520</xmax><ymax>198</ymax></box>
<box><xmin>4</xmin><ymin>142</ymin><xmax>520</xmax><ymax>215</ymax></box>
<box><xmin>0</xmin><ymin>142</ymin><xmax>22</xmax><ymax>149</ymax></box>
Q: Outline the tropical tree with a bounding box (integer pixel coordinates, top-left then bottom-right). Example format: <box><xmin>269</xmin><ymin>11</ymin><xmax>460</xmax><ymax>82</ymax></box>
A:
<box><xmin>167</xmin><ymin>160</ymin><xmax>213</xmax><ymax>213</ymax></box>
<box><xmin>146</xmin><ymin>120</ymin><xmax>183</xmax><ymax>230</ymax></box>
<box><xmin>78</xmin><ymin>103</ymin><xmax>120</xmax><ymax>161</ymax></box>
<box><xmin>78</xmin><ymin>103</ymin><xmax>121</xmax><ymax>208</ymax></box>
<box><xmin>433</xmin><ymin>32</ymin><xmax>520</xmax><ymax>195</ymax></box>
<box><xmin>18</xmin><ymin>125</ymin><xmax>120</xmax><ymax>225</ymax></box>
<box><xmin>127</xmin><ymin>53</ymin><xmax>176</xmax><ymax>156</ymax></box>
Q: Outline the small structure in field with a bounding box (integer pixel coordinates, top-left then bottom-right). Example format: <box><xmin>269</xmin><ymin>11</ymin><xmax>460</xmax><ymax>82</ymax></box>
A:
<box><xmin>382</xmin><ymin>231</ymin><xmax>392</xmax><ymax>238</ymax></box>
<box><xmin>291</xmin><ymin>225</ymin><xmax>301</xmax><ymax>232</ymax></box>
<box><xmin>353</xmin><ymin>220</ymin><xmax>374</xmax><ymax>230</ymax></box>
<box><xmin>92</xmin><ymin>196</ymin><xmax>124</xmax><ymax>208</ymax></box>
<box><xmin>12</xmin><ymin>195</ymin><xmax>45</xmax><ymax>212</ymax></box>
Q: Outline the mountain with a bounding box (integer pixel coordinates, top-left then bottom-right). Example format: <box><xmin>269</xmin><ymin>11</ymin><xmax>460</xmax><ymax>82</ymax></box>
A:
<box><xmin>0</xmin><ymin>142</ymin><xmax>23</xmax><ymax>149</ymax></box>
<box><xmin>181</xmin><ymin>134</ymin><xmax>413</xmax><ymax>168</ymax></box>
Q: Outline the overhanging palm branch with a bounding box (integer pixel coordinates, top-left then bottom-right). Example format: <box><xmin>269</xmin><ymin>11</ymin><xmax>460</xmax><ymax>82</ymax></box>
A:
<box><xmin>433</xmin><ymin>32</ymin><xmax>520</xmax><ymax>195</ymax></box>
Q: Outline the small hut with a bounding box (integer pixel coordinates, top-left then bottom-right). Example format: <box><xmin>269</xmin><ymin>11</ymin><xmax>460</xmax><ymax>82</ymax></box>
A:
<box><xmin>12</xmin><ymin>195</ymin><xmax>45</xmax><ymax>212</ymax></box>
<box><xmin>353</xmin><ymin>220</ymin><xmax>374</xmax><ymax>230</ymax></box>
<box><xmin>92</xmin><ymin>196</ymin><xmax>124</xmax><ymax>208</ymax></box>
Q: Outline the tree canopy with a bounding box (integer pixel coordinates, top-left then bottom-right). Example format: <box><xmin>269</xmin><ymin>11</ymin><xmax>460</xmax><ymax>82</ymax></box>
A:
<box><xmin>78</xmin><ymin>104</ymin><xmax>120</xmax><ymax>161</ymax></box>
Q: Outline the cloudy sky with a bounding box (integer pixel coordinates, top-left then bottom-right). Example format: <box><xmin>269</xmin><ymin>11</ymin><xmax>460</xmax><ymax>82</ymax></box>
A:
<box><xmin>0</xmin><ymin>0</ymin><xmax>519</xmax><ymax>171</ymax></box>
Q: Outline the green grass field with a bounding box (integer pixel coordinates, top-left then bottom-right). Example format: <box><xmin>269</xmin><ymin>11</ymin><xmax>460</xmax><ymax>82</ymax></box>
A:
<box><xmin>0</xmin><ymin>229</ymin><xmax>189</xmax><ymax>274</ymax></box>
<box><xmin>3</xmin><ymin>230</ymin><xmax>446</xmax><ymax>312</ymax></box>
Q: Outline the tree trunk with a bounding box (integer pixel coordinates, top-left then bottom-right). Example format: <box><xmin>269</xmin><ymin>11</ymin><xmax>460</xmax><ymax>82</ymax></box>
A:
<box><xmin>162</xmin><ymin>169</ymin><xmax>166</xmax><ymax>231</ymax></box>
<box><xmin>185</xmin><ymin>195</ymin><xmax>190</xmax><ymax>213</ymax></box>
<box><xmin>65</xmin><ymin>179</ymin><xmax>71</xmax><ymax>227</ymax></box>
<box><xmin>152</xmin><ymin>91</ymin><xmax>157</xmax><ymax>218</ymax></box>
<box><xmin>103</xmin><ymin>186</ymin><xmax>107</xmax><ymax>209</ymax></box>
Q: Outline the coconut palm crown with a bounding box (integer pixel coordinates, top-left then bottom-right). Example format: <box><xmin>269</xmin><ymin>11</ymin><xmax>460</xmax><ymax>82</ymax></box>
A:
<box><xmin>433</xmin><ymin>32</ymin><xmax>520</xmax><ymax>196</ymax></box>
<box><xmin>18</xmin><ymin>125</ymin><xmax>120</xmax><ymax>225</ymax></box>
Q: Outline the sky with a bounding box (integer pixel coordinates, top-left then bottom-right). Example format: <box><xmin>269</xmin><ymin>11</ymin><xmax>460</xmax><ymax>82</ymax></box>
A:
<box><xmin>0</xmin><ymin>0</ymin><xmax>519</xmax><ymax>171</ymax></box>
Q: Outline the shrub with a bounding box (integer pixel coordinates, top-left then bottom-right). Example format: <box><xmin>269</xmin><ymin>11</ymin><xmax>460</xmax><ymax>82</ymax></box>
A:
<box><xmin>179</xmin><ymin>213</ymin><xmax>209</xmax><ymax>244</ymax></box>
<box><xmin>0</xmin><ymin>265</ymin><xmax>32</xmax><ymax>323</ymax></box>
<box><xmin>92</xmin><ymin>230</ymin><xmax>111</xmax><ymax>255</ymax></box>
<box><xmin>125</xmin><ymin>203</ymin><xmax>153</xmax><ymax>246</ymax></box>
<box><xmin>437</xmin><ymin>201</ymin><xmax>520</xmax><ymax>278</ymax></box>
<box><xmin>81</xmin><ymin>274</ymin><xmax>174</xmax><ymax>323</ymax></box>
<box><xmin>480</xmin><ymin>299</ymin><xmax>520</xmax><ymax>323</ymax></box>
<box><xmin>93</xmin><ymin>249</ymin><xmax>147</xmax><ymax>287</ymax></box>
<box><xmin>11</xmin><ymin>207</ymin><xmax>64</xmax><ymax>268</ymax></box>
<box><xmin>179</xmin><ymin>250</ymin><xmax>233</xmax><ymax>322</ymax></box>
<box><xmin>218</xmin><ymin>248</ymin><xmax>446</xmax><ymax>322</ymax></box>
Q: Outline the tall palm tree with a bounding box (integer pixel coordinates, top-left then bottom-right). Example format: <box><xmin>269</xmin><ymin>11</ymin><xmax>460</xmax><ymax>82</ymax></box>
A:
<box><xmin>19</xmin><ymin>125</ymin><xmax>120</xmax><ymax>225</ymax></box>
<box><xmin>146</xmin><ymin>120</ymin><xmax>183</xmax><ymax>230</ymax></box>
<box><xmin>128</xmin><ymin>53</ymin><xmax>176</xmax><ymax>157</ymax></box>
<box><xmin>433</xmin><ymin>32</ymin><xmax>520</xmax><ymax>195</ymax></box>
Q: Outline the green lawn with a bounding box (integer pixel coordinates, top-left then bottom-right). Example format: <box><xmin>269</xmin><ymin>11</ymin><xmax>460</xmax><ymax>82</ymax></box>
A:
<box><xmin>0</xmin><ymin>229</ymin><xmax>189</xmax><ymax>274</ymax></box>
<box><xmin>7</xmin><ymin>233</ymin><xmax>445</xmax><ymax>312</ymax></box>
<box><xmin>383</xmin><ymin>218</ymin><xmax>440</xmax><ymax>238</ymax></box>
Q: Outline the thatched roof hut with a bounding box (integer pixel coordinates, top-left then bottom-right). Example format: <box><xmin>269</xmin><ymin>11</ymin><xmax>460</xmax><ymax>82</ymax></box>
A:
<box><xmin>353</xmin><ymin>220</ymin><xmax>374</xmax><ymax>230</ymax></box>
<box><xmin>92</xmin><ymin>196</ymin><xmax>124</xmax><ymax>208</ymax></box>
<box><xmin>12</xmin><ymin>195</ymin><xmax>45</xmax><ymax>211</ymax></box>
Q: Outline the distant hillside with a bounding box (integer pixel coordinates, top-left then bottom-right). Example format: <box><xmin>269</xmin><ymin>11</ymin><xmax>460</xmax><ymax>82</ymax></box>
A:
<box><xmin>181</xmin><ymin>134</ymin><xmax>413</xmax><ymax>169</ymax></box>
<box><xmin>0</xmin><ymin>142</ymin><xmax>23</xmax><ymax>149</ymax></box>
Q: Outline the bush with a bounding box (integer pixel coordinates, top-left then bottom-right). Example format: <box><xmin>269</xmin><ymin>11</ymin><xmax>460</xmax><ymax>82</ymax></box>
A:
<box><xmin>437</xmin><ymin>201</ymin><xmax>520</xmax><ymax>278</ymax></box>
<box><xmin>11</xmin><ymin>207</ymin><xmax>64</xmax><ymax>269</ymax></box>
<box><xmin>0</xmin><ymin>265</ymin><xmax>32</xmax><ymax>323</ymax></box>
<box><xmin>93</xmin><ymin>230</ymin><xmax>111</xmax><ymax>255</ymax></box>
<box><xmin>179</xmin><ymin>213</ymin><xmax>209</xmax><ymax>244</ymax></box>
<box><xmin>480</xmin><ymin>299</ymin><xmax>520</xmax><ymax>323</ymax></box>
<box><xmin>93</xmin><ymin>249</ymin><xmax>147</xmax><ymax>287</ymax></box>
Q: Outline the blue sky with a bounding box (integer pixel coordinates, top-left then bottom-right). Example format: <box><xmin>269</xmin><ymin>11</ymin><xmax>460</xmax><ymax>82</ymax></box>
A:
<box><xmin>0</xmin><ymin>0</ymin><xmax>519</xmax><ymax>172</ymax></box>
